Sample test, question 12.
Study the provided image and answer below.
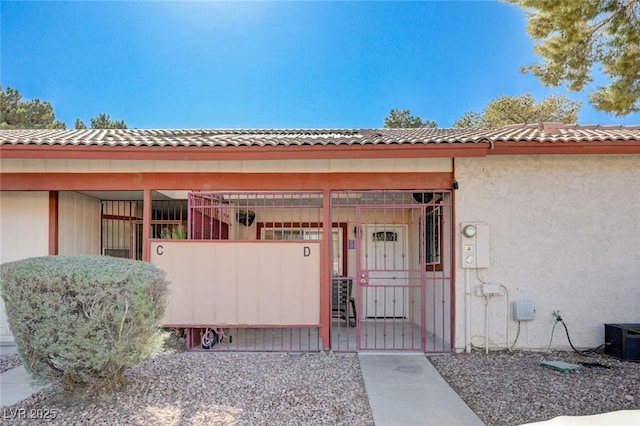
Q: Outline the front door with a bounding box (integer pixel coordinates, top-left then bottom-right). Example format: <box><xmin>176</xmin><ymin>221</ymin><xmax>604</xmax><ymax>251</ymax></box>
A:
<box><xmin>361</xmin><ymin>224</ymin><xmax>408</xmax><ymax>318</ymax></box>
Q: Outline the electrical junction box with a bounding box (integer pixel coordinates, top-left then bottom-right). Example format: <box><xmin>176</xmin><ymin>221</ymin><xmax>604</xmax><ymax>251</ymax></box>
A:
<box><xmin>513</xmin><ymin>300</ymin><xmax>535</xmax><ymax>321</ymax></box>
<box><xmin>460</xmin><ymin>223</ymin><xmax>489</xmax><ymax>269</ymax></box>
<box><xmin>481</xmin><ymin>284</ymin><xmax>502</xmax><ymax>296</ymax></box>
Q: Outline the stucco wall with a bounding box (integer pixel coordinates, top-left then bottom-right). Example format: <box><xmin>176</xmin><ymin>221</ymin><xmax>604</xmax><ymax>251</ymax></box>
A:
<box><xmin>0</xmin><ymin>191</ymin><xmax>50</xmax><ymax>343</ymax></box>
<box><xmin>454</xmin><ymin>155</ymin><xmax>640</xmax><ymax>351</ymax></box>
<box><xmin>59</xmin><ymin>192</ymin><xmax>101</xmax><ymax>255</ymax></box>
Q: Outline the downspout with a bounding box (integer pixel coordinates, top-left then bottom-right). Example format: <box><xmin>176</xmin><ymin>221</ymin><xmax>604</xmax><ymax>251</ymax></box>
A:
<box><xmin>453</xmin><ymin>156</ymin><xmax>471</xmax><ymax>354</ymax></box>
<box><xmin>477</xmin><ymin>136</ymin><xmax>494</xmax><ymax>151</ymax></box>
<box><xmin>464</xmin><ymin>138</ymin><xmax>493</xmax><ymax>353</ymax></box>
<box><xmin>452</xmin><ymin>157</ymin><xmax>471</xmax><ymax>353</ymax></box>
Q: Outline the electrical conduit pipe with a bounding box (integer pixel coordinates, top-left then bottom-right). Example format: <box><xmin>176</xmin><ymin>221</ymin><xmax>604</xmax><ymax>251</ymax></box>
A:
<box><xmin>465</xmin><ymin>268</ymin><xmax>471</xmax><ymax>353</ymax></box>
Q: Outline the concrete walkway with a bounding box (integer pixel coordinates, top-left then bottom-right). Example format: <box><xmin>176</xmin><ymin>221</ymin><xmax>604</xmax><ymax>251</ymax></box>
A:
<box><xmin>359</xmin><ymin>353</ymin><xmax>485</xmax><ymax>426</ymax></box>
<box><xmin>0</xmin><ymin>344</ymin><xmax>40</xmax><ymax>409</ymax></box>
<box><xmin>0</xmin><ymin>365</ymin><xmax>38</xmax><ymax>408</ymax></box>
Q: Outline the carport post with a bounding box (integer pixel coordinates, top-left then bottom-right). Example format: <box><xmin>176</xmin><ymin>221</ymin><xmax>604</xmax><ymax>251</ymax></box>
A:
<box><xmin>142</xmin><ymin>188</ymin><xmax>152</xmax><ymax>262</ymax></box>
<box><xmin>48</xmin><ymin>191</ymin><xmax>58</xmax><ymax>255</ymax></box>
<box><xmin>321</xmin><ymin>189</ymin><xmax>331</xmax><ymax>350</ymax></box>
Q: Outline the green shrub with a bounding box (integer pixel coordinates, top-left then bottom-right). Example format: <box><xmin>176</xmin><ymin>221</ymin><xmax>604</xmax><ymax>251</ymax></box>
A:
<box><xmin>0</xmin><ymin>255</ymin><xmax>168</xmax><ymax>389</ymax></box>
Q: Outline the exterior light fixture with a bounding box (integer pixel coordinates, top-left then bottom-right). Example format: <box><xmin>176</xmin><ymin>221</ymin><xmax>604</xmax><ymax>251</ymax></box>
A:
<box><xmin>236</xmin><ymin>210</ymin><xmax>256</xmax><ymax>226</ymax></box>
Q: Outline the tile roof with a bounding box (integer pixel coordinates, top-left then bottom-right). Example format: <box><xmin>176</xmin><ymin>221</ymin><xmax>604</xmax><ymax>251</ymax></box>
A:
<box><xmin>0</xmin><ymin>123</ymin><xmax>639</xmax><ymax>147</ymax></box>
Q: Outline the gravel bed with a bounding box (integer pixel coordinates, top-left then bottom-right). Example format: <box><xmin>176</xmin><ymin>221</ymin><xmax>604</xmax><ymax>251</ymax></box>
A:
<box><xmin>3</xmin><ymin>346</ymin><xmax>639</xmax><ymax>425</ymax></box>
<box><xmin>1</xmin><ymin>351</ymin><xmax>374</xmax><ymax>425</ymax></box>
<box><xmin>0</xmin><ymin>353</ymin><xmax>22</xmax><ymax>373</ymax></box>
<box><xmin>429</xmin><ymin>350</ymin><xmax>640</xmax><ymax>426</ymax></box>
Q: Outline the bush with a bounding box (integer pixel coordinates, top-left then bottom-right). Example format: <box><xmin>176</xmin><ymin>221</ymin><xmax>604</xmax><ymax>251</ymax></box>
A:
<box><xmin>0</xmin><ymin>255</ymin><xmax>169</xmax><ymax>389</ymax></box>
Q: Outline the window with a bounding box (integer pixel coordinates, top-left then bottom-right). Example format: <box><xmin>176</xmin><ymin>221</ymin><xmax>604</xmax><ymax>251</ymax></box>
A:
<box><xmin>258</xmin><ymin>223</ymin><xmax>347</xmax><ymax>277</ymax></box>
<box><xmin>372</xmin><ymin>231</ymin><xmax>398</xmax><ymax>242</ymax></box>
<box><xmin>262</xmin><ymin>229</ymin><xmax>304</xmax><ymax>240</ymax></box>
<box><xmin>426</xmin><ymin>208</ymin><xmax>440</xmax><ymax>265</ymax></box>
<box><xmin>421</xmin><ymin>207</ymin><xmax>442</xmax><ymax>271</ymax></box>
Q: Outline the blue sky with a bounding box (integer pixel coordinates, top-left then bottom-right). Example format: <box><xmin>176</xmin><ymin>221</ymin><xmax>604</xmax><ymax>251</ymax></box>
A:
<box><xmin>2</xmin><ymin>0</ymin><xmax>639</xmax><ymax>129</ymax></box>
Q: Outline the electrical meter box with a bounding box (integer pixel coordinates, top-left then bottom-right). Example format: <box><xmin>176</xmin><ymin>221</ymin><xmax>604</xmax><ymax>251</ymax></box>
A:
<box><xmin>460</xmin><ymin>223</ymin><xmax>490</xmax><ymax>269</ymax></box>
<box><xmin>513</xmin><ymin>300</ymin><xmax>535</xmax><ymax>321</ymax></box>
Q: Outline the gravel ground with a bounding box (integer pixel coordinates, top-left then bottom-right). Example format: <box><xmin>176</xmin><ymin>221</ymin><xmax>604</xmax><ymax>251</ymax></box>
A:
<box><xmin>2</xmin><ymin>345</ymin><xmax>639</xmax><ymax>426</ymax></box>
<box><xmin>0</xmin><ymin>353</ymin><xmax>22</xmax><ymax>373</ymax></box>
<box><xmin>0</xmin><ymin>347</ymin><xmax>373</xmax><ymax>426</ymax></box>
<box><xmin>429</xmin><ymin>350</ymin><xmax>640</xmax><ymax>426</ymax></box>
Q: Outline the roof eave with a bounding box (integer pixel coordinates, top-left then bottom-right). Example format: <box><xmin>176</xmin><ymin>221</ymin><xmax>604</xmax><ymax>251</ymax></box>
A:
<box><xmin>489</xmin><ymin>140</ymin><xmax>640</xmax><ymax>156</ymax></box>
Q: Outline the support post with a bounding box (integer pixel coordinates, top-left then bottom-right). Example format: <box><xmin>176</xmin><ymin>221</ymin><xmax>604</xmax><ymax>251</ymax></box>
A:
<box><xmin>48</xmin><ymin>191</ymin><xmax>58</xmax><ymax>255</ymax></box>
<box><xmin>321</xmin><ymin>189</ymin><xmax>331</xmax><ymax>350</ymax></box>
<box><xmin>142</xmin><ymin>188</ymin><xmax>152</xmax><ymax>261</ymax></box>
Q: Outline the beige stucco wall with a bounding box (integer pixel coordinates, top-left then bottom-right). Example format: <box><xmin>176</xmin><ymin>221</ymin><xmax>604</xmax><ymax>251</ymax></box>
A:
<box><xmin>1</xmin><ymin>157</ymin><xmax>452</xmax><ymax>173</ymax></box>
<box><xmin>0</xmin><ymin>191</ymin><xmax>50</xmax><ymax>343</ymax></box>
<box><xmin>58</xmin><ymin>192</ymin><xmax>101</xmax><ymax>255</ymax></box>
<box><xmin>454</xmin><ymin>155</ymin><xmax>640</xmax><ymax>351</ymax></box>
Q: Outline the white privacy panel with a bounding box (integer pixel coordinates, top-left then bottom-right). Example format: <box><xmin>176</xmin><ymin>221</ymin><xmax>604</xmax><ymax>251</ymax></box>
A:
<box><xmin>151</xmin><ymin>241</ymin><xmax>320</xmax><ymax>326</ymax></box>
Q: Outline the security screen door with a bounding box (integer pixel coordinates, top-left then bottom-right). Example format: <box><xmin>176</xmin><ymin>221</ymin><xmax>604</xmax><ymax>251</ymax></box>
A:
<box><xmin>361</xmin><ymin>224</ymin><xmax>408</xmax><ymax>318</ymax></box>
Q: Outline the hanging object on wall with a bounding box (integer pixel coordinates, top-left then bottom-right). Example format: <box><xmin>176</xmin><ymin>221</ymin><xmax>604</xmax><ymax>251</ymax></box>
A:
<box><xmin>235</xmin><ymin>210</ymin><xmax>256</xmax><ymax>226</ymax></box>
<box><xmin>412</xmin><ymin>192</ymin><xmax>434</xmax><ymax>203</ymax></box>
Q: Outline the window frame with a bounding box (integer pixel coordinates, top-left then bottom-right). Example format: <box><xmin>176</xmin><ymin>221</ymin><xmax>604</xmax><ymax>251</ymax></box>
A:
<box><xmin>421</xmin><ymin>205</ymin><xmax>444</xmax><ymax>272</ymax></box>
<box><xmin>256</xmin><ymin>222</ymin><xmax>348</xmax><ymax>277</ymax></box>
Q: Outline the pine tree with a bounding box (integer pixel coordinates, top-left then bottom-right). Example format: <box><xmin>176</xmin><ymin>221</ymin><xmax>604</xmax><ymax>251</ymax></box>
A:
<box><xmin>89</xmin><ymin>113</ymin><xmax>127</xmax><ymax>129</ymax></box>
<box><xmin>384</xmin><ymin>109</ymin><xmax>437</xmax><ymax>128</ymax></box>
<box><xmin>509</xmin><ymin>0</ymin><xmax>640</xmax><ymax>116</ymax></box>
<box><xmin>0</xmin><ymin>86</ymin><xmax>66</xmax><ymax>129</ymax></box>
<box><xmin>453</xmin><ymin>94</ymin><xmax>581</xmax><ymax>128</ymax></box>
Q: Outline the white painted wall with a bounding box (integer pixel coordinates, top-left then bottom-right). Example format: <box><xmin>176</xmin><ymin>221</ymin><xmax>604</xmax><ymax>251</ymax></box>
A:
<box><xmin>1</xmin><ymin>157</ymin><xmax>453</xmax><ymax>173</ymax></box>
<box><xmin>58</xmin><ymin>192</ymin><xmax>101</xmax><ymax>255</ymax></box>
<box><xmin>454</xmin><ymin>155</ymin><xmax>640</xmax><ymax>351</ymax></box>
<box><xmin>0</xmin><ymin>191</ymin><xmax>50</xmax><ymax>343</ymax></box>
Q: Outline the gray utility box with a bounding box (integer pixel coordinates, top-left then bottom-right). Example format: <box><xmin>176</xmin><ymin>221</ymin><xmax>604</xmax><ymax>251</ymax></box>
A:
<box><xmin>604</xmin><ymin>323</ymin><xmax>640</xmax><ymax>362</ymax></box>
<box><xmin>513</xmin><ymin>300</ymin><xmax>535</xmax><ymax>321</ymax></box>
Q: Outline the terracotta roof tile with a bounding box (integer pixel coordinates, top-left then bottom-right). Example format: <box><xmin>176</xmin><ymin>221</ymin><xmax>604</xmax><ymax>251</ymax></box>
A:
<box><xmin>1</xmin><ymin>124</ymin><xmax>638</xmax><ymax>147</ymax></box>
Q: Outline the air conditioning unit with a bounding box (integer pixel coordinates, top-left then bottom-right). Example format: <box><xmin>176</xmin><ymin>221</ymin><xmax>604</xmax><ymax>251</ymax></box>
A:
<box><xmin>604</xmin><ymin>323</ymin><xmax>640</xmax><ymax>361</ymax></box>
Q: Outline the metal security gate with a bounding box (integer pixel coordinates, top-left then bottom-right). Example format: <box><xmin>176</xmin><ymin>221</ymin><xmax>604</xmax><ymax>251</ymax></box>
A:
<box><xmin>184</xmin><ymin>191</ymin><xmax>324</xmax><ymax>352</ymax></box>
<box><xmin>102</xmin><ymin>198</ymin><xmax>187</xmax><ymax>260</ymax></box>
<box><xmin>330</xmin><ymin>191</ymin><xmax>453</xmax><ymax>352</ymax></box>
<box><xmin>101</xmin><ymin>190</ymin><xmax>452</xmax><ymax>353</ymax></box>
